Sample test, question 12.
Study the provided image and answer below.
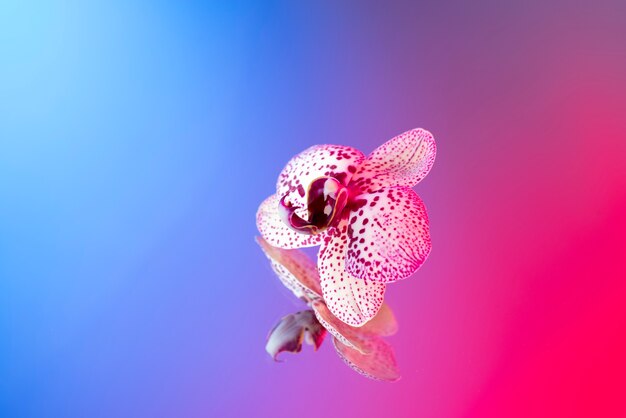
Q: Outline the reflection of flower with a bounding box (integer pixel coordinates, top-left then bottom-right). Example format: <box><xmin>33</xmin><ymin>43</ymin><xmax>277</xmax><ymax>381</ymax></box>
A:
<box><xmin>258</xmin><ymin>237</ymin><xmax>400</xmax><ymax>382</ymax></box>
<box><xmin>257</xmin><ymin>129</ymin><xmax>435</xmax><ymax>326</ymax></box>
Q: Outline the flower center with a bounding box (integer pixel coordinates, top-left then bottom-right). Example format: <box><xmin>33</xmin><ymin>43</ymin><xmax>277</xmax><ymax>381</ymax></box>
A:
<box><xmin>279</xmin><ymin>177</ymin><xmax>348</xmax><ymax>234</ymax></box>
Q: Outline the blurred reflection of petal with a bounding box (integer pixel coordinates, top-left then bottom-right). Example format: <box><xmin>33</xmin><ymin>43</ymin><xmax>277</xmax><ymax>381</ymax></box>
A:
<box><xmin>265</xmin><ymin>310</ymin><xmax>326</xmax><ymax>361</ymax></box>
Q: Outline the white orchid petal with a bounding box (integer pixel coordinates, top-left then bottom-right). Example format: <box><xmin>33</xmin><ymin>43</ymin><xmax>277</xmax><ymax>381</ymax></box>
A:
<box><xmin>256</xmin><ymin>236</ymin><xmax>322</xmax><ymax>300</ymax></box>
<box><xmin>345</xmin><ymin>187</ymin><xmax>431</xmax><ymax>283</ymax></box>
<box><xmin>360</xmin><ymin>302</ymin><xmax>398</xmax><ymax>336</ymax></box>
<box><xmin>332</xmin><ymin>336</ymin><xmax>400</xmax><ymax>382</ymax></box>
<box><xmin>312</xmin><ymin>300</ymin><xmax>369</xmax><ymax>354</ymax></box>
<box><xmin>317</xmin><ymin>222</ymin><xmax>386</xmax><ymax>326</ymax></box>
<box><xmin>352</xmin><ymin>128</ymin><xmax>436</xmax><ymax>193</ymax></box>
<box><xmin>256</xmin><ymin>194</ymin><xmax>324</xmax><ymax>249</ymax></box>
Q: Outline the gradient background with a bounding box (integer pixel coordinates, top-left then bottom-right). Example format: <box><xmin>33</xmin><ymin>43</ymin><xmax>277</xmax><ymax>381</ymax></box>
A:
<box><xmin>1</xmin><ymin>1</ymin><xmax>625</xmax><ymax>417</ymax></box>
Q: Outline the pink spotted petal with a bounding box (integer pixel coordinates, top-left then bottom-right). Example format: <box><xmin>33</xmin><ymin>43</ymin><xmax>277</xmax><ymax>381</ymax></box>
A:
<box><xmin>346</xmin><ymin>187</ymin><xmax>431</xmax><ymax>283</ymax></box>
<box><xmin>360</xmin><ymin>303</ymin><xmax>398</xmax><ymax>337</ymax></box>
<box><xmin>332</xmin><ymin>336</ymin><xmax>400</xmax><ymax>382</ymax></box>
<box><xmin>256</xmin><ymin>194</ymin><xmax>325</xmax><ymax>249</ymax></box>
<box><xmin>312</xmin><ymin>300</ymin><xmax>397</xmax><ymax>353</ymax></box>
<box><xmin>256</xmin><ymin>236</ymin><xmax>322</xmax><ymax>301</ymax></box>
<box><xmin>266</xmin><ymin>310</ymin><xmax>326</xmax><ymax>361</ymax></box>
<box><xmin>318</xmin><ymin>223</ymin><xmax>386</xmax><ymax>326</ymax></box>
<box><xmin>311</xmin><ymin>300</ymin><xmax>369</xmax><ymax>354</ymax></box>
<box><xmin>351</xmin><ymin>128</ymin><xmax>436</xmax><ymax>193</ymax></box>
<box><xmin>276</xmin><ymin>145</ymin><xmax>365</xmax><ymax>221</ymax></box>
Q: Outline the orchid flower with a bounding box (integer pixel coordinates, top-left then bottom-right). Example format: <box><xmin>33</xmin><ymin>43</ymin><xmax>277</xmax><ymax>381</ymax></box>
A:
<box><xmin>257</xmin><ymin>128</ymin><xmax>435</xmax><ymax>326</ymax></box>
<box><xmin>258</xmin><ymin>237</ymin><xmax>400</xmax><ymax>381</ymax></box>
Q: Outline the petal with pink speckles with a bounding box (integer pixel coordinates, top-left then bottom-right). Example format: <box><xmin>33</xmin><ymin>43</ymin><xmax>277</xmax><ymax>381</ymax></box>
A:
<box><xmin>256</xmin><ymin>194</ymin><xmax>324</xmax><ymax>249</ymax></box>
<box><xmin>345</xmin><ymin>187</ymin><xmax>431</xmax><ymax>283</ymax></box>
<box><xmin>360</xmin><ymin>303</ymin><xmax>398</xmax><ymax>336</ymax></box>
<box><xmin>256</xmin><ymin>236</ymin><xmax>322</xmax><ymax>301</ymax></box>
<box><xmin>317</xmin><ymin>224</ymin><xmax>386</xmax><ymax>326</ymax></box>
<box><xmin>351</xmin><ymin>128</ymin><xmax>436</xmax><ymax>193</ymax></box>
<box><xmin>311</xmin><ymin>300</ymin><xmax>369</xmax><ymax>353</ymax></box>
<box><xmin>332</xmin><ymin>336</ymin><xmax>400</xmax><ymax>382</ymax></box>
<box><xmin>312</xmin><ymin>300</ymin><xmax>397</xmax><ymax>353</ymax></box>
<box><xmin>276</xmin><ymin>145</ymin><xmax>364</xmax><ymax>221</ymax></box>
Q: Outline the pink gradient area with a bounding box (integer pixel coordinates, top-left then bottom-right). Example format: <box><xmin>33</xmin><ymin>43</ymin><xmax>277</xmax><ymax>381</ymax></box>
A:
<box><xmin>400</xmin><ymin>52</ymin><xmax>626</xmax><ymax>417</ymax></box>
<box><xmin>465</xmin><ymin>61</ymin><xmax>626</xmax><ymax>417</ymax></box>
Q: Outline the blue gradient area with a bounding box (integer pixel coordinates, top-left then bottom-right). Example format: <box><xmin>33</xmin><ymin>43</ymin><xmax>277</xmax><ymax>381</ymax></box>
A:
<box><xmin>0</xmin><ymin>2</ymin><xmax>254</xmax><ymax>416</ymax></box>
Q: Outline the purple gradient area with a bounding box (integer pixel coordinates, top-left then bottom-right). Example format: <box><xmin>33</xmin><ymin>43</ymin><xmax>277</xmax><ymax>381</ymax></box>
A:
<box><xmin>1</xmin><ymin>1</ymin><xmax>625</xmax><ymax>417</ymax></box>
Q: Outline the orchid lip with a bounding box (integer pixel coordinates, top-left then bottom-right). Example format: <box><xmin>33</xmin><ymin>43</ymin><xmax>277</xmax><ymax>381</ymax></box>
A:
<box><xmin>278</xmin><ymin>177</ymin><xmax>349</xmax><ymax>235</ymax></box>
